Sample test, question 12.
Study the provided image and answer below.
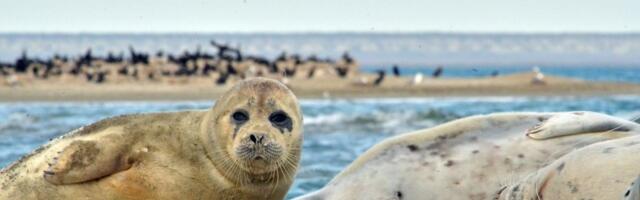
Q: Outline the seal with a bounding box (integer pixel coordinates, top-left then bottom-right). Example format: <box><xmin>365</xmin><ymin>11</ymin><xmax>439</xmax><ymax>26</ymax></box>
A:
<box><xmin>0</xmin><ymin>77</ymin><xmax>303</xmax><ymax>200</ymax></box>
<box><xmin>295</xmin><ymin>112</ymin><xmax>639</xmax><ymax>200</ymax></box>
<box><xmin>495</xmin><ymin>134</ymin><xmax>640</xmax><ymax>200</ymax></box>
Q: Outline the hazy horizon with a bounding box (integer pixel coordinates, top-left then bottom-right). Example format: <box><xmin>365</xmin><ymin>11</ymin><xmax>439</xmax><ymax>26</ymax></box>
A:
<box><xmin>1</xmin><ymin>0</ymin><xmax>638</xmax><ymax>33</ymax></box>
<box><xmin>1</xmin><ymin>33</ymin><xmax>639</xmax><ymax>66</ymax></box>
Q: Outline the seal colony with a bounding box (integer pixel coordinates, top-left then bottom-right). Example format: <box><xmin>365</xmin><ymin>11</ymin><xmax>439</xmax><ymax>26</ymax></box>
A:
<box><xmin>0</xmin><ymin>77</ymin><xmax>303</xmax><ymax>200</ymax></box>
<box><xmin>295</xmin><ymin>111</ymin><xmax>640</xmax><ymax>200</ymax></box>
<box><xmin>0</xmin><ymin>42</ymin><xmax>359</xmax><ymax>86</ymax></box>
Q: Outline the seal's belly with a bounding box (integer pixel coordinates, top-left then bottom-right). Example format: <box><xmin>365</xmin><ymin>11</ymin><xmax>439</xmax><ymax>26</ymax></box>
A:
<box><xmin>98</xmin><ymin>158</ymin><xmax>215</xmax><ymax>200</ymax></box>
<box><xmin>99</xmin><ymin>166</ymin><xmax>156</xmax><ymax>200</ymax></box>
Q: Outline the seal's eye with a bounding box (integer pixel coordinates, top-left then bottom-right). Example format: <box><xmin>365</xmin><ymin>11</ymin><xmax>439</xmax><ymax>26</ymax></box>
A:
<box><xmin>269</xmin><ymin>111</ymin><xmax>290</xmax><ymax>126</ymax></box>
<box><xmin>231</xmin><ymin>110</ymin><xmax>249</xmax><ymax>123</ymax></box>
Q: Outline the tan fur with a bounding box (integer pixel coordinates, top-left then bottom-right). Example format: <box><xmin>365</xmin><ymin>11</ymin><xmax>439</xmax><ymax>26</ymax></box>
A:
<box><xmin>0</xmin><ymin>77</ymin><xmax>303</xmax><ymax>200</ymax></box>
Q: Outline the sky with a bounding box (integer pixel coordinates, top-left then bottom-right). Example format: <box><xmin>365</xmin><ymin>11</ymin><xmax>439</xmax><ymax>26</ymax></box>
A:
<box><xmin>0</xmin><ymin>0</ymin><xmax>638</xmax><ymax>33</ymax></box>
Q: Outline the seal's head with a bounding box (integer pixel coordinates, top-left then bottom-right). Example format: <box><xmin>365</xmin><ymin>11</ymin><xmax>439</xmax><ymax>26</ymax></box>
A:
<box><xmin>204</xmin><ymin>78</ymin><xmax>302</xmax><ymax>177</ymax></box>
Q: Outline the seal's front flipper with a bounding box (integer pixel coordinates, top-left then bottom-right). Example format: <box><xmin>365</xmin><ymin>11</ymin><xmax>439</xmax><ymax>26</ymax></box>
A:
<box><xmin>43</xmin><ymin>140</ymin><xmax>132</xmax><ymax>185</ymax></box>
<box><xmin>526</xmin><ymin>111</ymin><xmax>638</xmax><ymax>140</ymax></box>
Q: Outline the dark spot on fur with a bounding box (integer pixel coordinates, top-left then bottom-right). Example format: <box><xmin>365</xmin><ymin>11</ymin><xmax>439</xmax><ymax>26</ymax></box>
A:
<box><xmin>537</xmin><ymin>116</ymin><xmax>546</xmax><ymax>122</ymax></box>
<box><xmin>512</xmin><ymin>185</ymin><xmax>520</xmax><ymax>193</ymax></box>
<box><xmin>573</xmin><ymin>112</ymin><xmax>584</xmax><ymax>115</ymax></box>
<box><xmin>556</xmin><ymin>162</ymin><xmax>565</xmax><ymax>172</ymax></box>
<box><xmin>472</xmin><ymin>150</ymin><xmax>479</xmax><ymax>154</ymax></box>
<box><xmin>445</xmin><ymin>160</ymin><xmax>454</xmax><ymax>167</ymax></box>
<box><xmin>425</xmin><ymin>136</ymin><xmax>448</xmax><ymax>150</ymax></box>
<box><xmin>626</xmin><ymin>141</ymin><xmax>640</xmax><ymax>146</ymax></box>
<box><xmin>603</xmin><ymin>147</ymin><xmax>615</xmax><ymax>154</ymax></box>
<box><xmin>568</xmin><ymin>181</ymin><xmax>579</xmax><ymax>193</ymax></box>
<box><xmin>539</xmin><ymin>149</ymin><xmax>550</xmax><ymax>155</ymax></box>
<box><xmin>517</xmin><ymin>154</ymin><xmax>524</xmax><ymax>158</ymax></box>
<box><xmin>508</xmin><ymin>185</ymin><xmax>520</xmax><ymax>200</ymax></box>
<box><xmin>396</xmin><ymin>191</ymin><xmax>403</xmax><ymax>199</ymax></box>
<box><xmin>407</xmin><ymin>145</ymin><xmax>419</xmax><ymax>152</ymax></box>
<box><xmin>626</xmin><ymin>189</ymin><xmax>631</xmax><ymax>197</ymax></box>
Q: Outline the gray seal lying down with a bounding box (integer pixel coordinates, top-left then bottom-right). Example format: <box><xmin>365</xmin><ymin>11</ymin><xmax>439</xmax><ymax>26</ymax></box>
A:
<box><xmin>296</xmin><ymin>111</ymin><xmax>639</xmax><ymax>200</ymax></box>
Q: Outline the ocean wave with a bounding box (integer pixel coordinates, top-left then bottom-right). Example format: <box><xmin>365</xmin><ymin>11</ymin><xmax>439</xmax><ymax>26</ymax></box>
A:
<box><xmin>0</xmin><ymin>112</ymin><xmax>38</xmax><ymax>133</ymax></box>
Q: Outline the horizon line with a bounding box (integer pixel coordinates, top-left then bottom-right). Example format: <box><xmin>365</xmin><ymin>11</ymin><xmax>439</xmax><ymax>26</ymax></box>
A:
<box><xmin>1</xmin><ymin>30</ymin><xmax>640</xmax><ymax>35</ymax></box>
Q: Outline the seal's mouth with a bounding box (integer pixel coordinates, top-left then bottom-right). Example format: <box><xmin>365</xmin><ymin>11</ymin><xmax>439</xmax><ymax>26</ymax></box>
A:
<box><xmin>235</xmin><ymin>143</ymin><xmax>283</xmax><ymax>164</ymax></box>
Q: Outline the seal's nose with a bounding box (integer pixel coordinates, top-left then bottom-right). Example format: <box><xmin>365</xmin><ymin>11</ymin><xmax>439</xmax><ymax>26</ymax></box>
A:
<box><xmin>249</xmin><ymin>133</ymin><xmax>266</xmax><ymax>144</ymax></box>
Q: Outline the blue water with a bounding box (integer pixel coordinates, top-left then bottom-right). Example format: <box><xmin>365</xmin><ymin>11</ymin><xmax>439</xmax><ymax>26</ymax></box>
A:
<box><xmin>1</xmin><ymin>96</ymin><xmax>640</xmax><ymax>198</ymax></box>
<box><xmin>362</xmin><ymin>66</ymin><xmax>640</xmax><ymax>83</ymax></box>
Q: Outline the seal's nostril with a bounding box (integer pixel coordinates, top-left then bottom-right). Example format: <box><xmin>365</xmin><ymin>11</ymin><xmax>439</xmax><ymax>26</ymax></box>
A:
<box><xmin>249</xmin><ymin>133</ymin><xmax>267</xmax><ymax>144</ymax></box>
<box><xmin>258</xmin><ymin>135</ymin><xmax>264</xmax><ymax>143</ymax></box>
<box><xmin>250</xmin><ymin>134</ymin><xmax>257</xmax><ymax>144</ymax></box>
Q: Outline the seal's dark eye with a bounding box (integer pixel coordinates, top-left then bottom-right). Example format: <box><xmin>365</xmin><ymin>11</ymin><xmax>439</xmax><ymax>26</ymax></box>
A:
<box><xmin>269</xmin><ymin>111</ymin><xmax>290</xmax><ymax>125</ymax></box>
<box><xmin>232</xmin><ymin>110</ymin><xmax>249</xmax><ymax>123</ymax></box>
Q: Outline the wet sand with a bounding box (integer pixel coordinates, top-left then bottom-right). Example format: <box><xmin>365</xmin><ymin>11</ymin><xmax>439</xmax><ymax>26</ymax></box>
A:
<box><xmin>1</xmin><ymin>72</ymin><xmax>639</xmax><ymax>102</ymax></box>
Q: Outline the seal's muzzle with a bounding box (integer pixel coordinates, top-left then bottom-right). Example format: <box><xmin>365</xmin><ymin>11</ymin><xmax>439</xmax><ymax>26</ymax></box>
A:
<box><xmin>236</xmin><ymin>133</ymin><xmax>282</xmax><ymax>163</ymax></box>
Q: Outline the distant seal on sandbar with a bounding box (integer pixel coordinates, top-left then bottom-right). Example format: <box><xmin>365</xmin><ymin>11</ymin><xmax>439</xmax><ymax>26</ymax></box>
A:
<box><xmin>295</xmin><ymin>111</ymin><xmax>639</xmax><ymax>200</ymax></box>
<box><xmin>0</xmin><ymin>77</ymin><xmax>303</xmax><ymax>200</ymax></box>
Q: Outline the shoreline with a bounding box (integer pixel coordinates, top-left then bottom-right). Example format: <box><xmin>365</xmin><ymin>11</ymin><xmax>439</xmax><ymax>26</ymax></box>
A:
<box><xmin>2</xmin><ymin>72</ymin><xmax>640</xmax><ymax>102</ymax></box>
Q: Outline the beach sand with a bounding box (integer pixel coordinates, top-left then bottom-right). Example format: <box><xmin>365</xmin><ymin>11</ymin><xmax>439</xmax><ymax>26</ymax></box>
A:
<box><xmin>1</xmin><ymin>72</ymin><xmax>639</xmax><ymax>102</ymax></box>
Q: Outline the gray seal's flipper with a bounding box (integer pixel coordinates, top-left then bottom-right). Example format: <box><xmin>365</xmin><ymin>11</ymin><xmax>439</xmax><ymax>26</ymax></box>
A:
<box><xmin>526</xmin><ymin>111</ymin><xmax>639</xmax><ymax>140</ymax></box>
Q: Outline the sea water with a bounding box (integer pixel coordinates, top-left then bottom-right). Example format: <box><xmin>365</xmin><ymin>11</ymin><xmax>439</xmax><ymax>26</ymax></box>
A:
<box><xmin>1</xmin><ymin>96</ymin><xmax>640</xmax><ymax>198</ymax></box>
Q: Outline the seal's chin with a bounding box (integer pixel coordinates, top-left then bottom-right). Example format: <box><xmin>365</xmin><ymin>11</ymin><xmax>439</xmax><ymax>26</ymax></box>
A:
<box><xmin>244</xmin><ymin>155</ymin><xmax>271</xmax><ymax>167</ymax></box>
<box><xmin>236</xmin><ymin>155</ymin><xmax>282</xmax><ymax>174</ymax></box>
<box><xmin>234</xmin><ymin>144</ymin><xmax>284</xmax><ymax>173</ymax></box>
